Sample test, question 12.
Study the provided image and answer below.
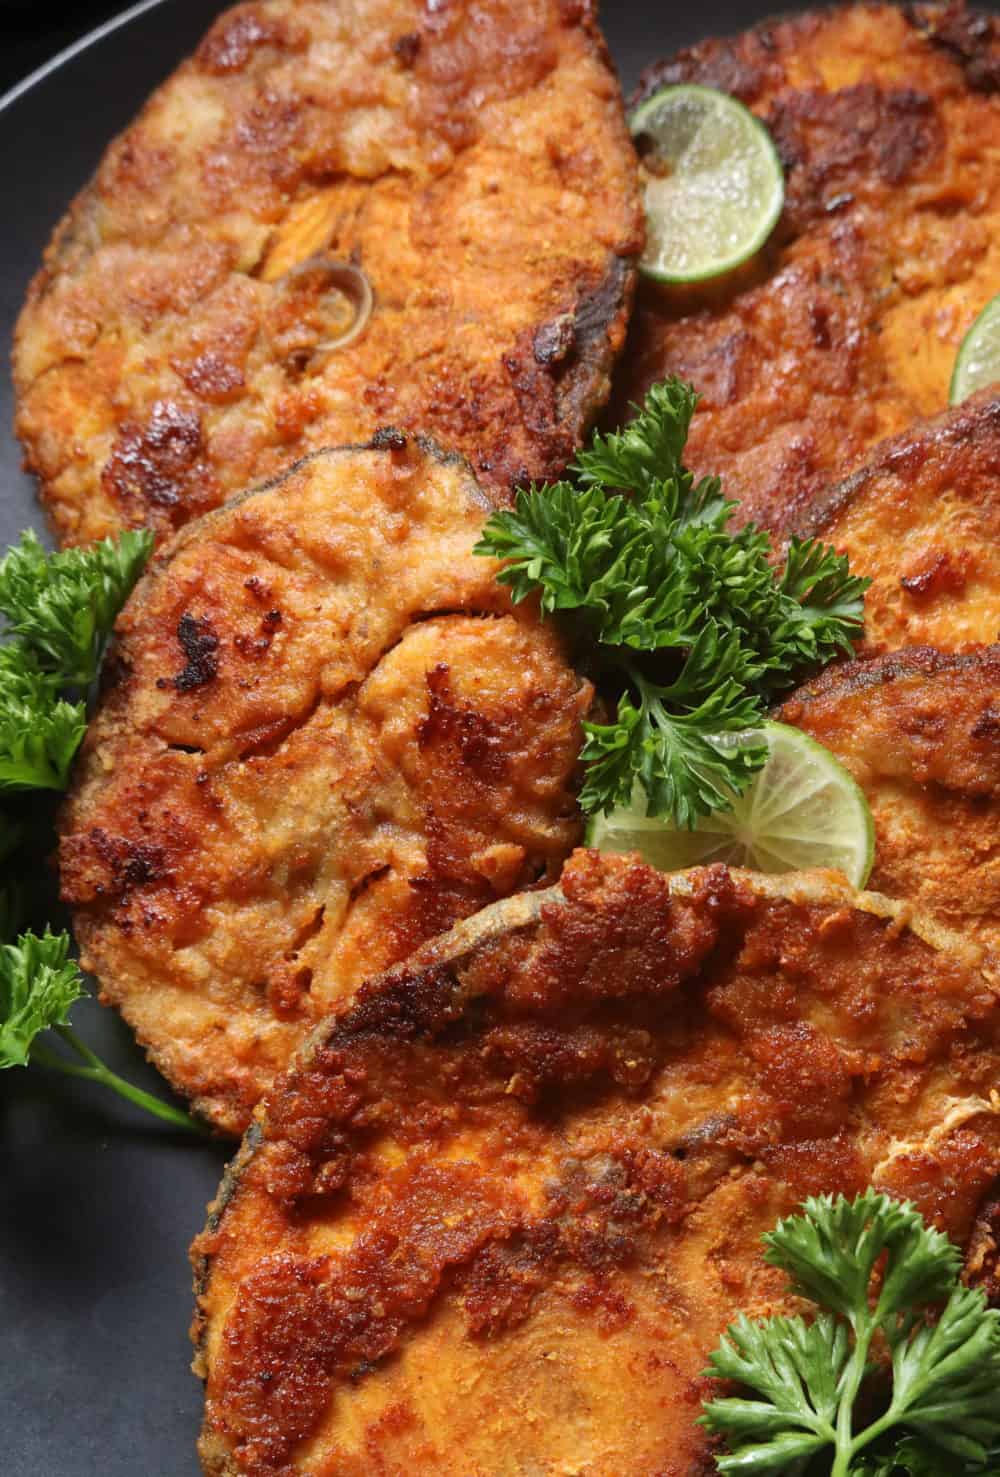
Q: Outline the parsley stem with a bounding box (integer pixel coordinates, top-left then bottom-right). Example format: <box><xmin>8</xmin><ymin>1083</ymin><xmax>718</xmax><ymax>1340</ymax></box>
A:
<box><xmin>831</xmin><ymin>1315</ymin><xmax>875</xmax><ymax>1477</ymax></box>
<box><xmin>30</xmin><ymin>1026</ymin><xmax>208</xmax><ymax>1135</ymax></box>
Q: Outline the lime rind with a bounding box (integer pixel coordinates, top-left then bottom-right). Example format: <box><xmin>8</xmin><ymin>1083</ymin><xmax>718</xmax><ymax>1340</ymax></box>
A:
<box><xmin>950</xmin><ymin>292</ymin><xmax>1000</xmax><ymax>405</ymax></box>
<box><xmin>585</xmin><ymin>722</ymin><xmax>875</xmax><ymax>888</ymax></box>
<box><xmin>630</xmin><ymin>83</ymin><xmax>785</xmax><ymax>285</ymax></box>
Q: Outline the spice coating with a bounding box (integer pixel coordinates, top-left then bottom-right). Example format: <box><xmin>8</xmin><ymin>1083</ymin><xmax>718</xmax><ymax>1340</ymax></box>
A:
<box><xmin>782</xmin><ymin>646</ymin><xmax>1000</xmax><ymax>970</ymax></box>
<box><xmin>14</xmin><ymin>0</ymin><xmax>642</xmax><ymax>547</ymax></box>
<box><xmin>612</xmin><ymin>1</ymin><xmax>1000</xmax><ymax>530</ymax></box>
<box><xmin>192</xmin><ymin>852</ymin><xmax>1000</xmax><ymax>1475</ymax></box>
<box><xmin>775</xmin><ymin>389</ymin><xmax>1000</xmax><ymax>651</ymax></box>
<box><xmin>59</xmin><ymin>438</ymin><xmax>590</xmax><ymax>1134</ymax></box>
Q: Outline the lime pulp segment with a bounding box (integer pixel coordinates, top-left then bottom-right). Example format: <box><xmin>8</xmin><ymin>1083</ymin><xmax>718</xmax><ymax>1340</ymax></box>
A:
<box><xmin>630</xmin><ymin>84</ymin><xmax>785</xmax><ymax>284</ymax></box>
<box><xmin>951</xmin><ymin>292</ymin><xmax>1000</xmax><ymax>404</ymax></box>
<box><xmin>586</xmin><ymin>722</ymin><xmax>875</xmax><ymax>889</ymax></box>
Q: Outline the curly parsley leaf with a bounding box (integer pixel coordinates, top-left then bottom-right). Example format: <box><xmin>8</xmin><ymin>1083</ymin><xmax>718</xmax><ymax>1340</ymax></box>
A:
<box><xmin>0</xmin><ymin>691</ymin><xmax>87</xmax><ymax>791</ymax></box>
<box><xmin>0</xmin><ymin>926</ymin><xmax>203</xmax><ymax>1132</ymax></box>
<box><xmin>702</xmin><ymin>1192</ymin><xmax>1000</xmax><ymax>1476</ymax></box>
<box><xmin>580</xmin><ymin>662</ymin><xmax>767</xmax><ymax>826</ymax></box>
<box><xmin>475</xmin><ymin>377</ymin><xmax>868</xmax><ymax>827</ymax></box>
<box><xmin>0</xmin><ymin>929</ymin><xmax>82</xmax><ymax>1068</ymax></box>
<box><xmin>763</xmin><ymin>1190</ymin><xmax>960</xmax><ymax>1324</ymax></box>
<box><xmin>574</xmin><ymin>377</ymin><xmax>701</xmax><ymax>494</ymax></box>
<box><xmin>0</xmin><ymin>527</ymin><xmax>153</xmax><ymax>687</ymax></box>
<box><xmin>0</xmin><ymin>529</ymin><xmax>152</xmax><ymax>793</ymax></box>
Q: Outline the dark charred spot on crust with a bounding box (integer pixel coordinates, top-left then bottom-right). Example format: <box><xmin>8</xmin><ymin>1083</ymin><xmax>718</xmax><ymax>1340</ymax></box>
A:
<box><xmin>233</xmin><ymin>609</ymin><xmax>282</xmax><ymax>661</ymax></box>
<box><xmin>196</xmin><ymin>5</ymin><xmax>296</xmax><ymax>75</ymax></box>
<box><xmin>632</xmin><ymin>28</ymin><xmax>783</xmax><ymax>107</ymax></box>
<box><xmin>337</xmin><ymin>962</ymin><xmax>463</xmax><ymax>1045</ymax></box>
<box><xmin>900</xmin><ymin>549</ymin><xmax>969</xmax><ymax>599</ymax></box>
<box><xmin>906</xmin><ymin>1</ymin><xmax>1000</xmax><ymax>93</ymax></box>
<box><xmin>772</xmin><ymin>84</ymin><xmax>942</xmax><ymax>233</ymax></box>
<box><xmin>418</xmin><ymin>664</ymin><xmax>508</xmax><ymax>784</ymax></box>
<box><xmin>370</xmin><ymin>426</ymin><xmax>409</xmax><ymax>452</ymax></box>
<box><xmin>392</xmin><ymin>32</ymin><xmax>421</xmax><ymax>65</ymax></box>
<box><xmin>101</xmin><ymin>400</ymin><xmax>218</xmax><ymax>519</ymax></box>
<box><xmin>165</xmin><ymin>612</ymin><xmax>220</xmax><ymax>693</ymax></box>
<box><xmin>60</xmin><ymin>826</ymin><xmax>170</xmax><ymax>907</ymax></box>
<box><xmin>92</xmin><ymin>829</ymin><xmax>166</xmax><ymax>888</ymax></box>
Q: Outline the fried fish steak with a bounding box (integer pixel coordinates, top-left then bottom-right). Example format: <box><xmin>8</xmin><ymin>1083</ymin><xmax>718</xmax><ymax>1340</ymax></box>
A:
<box><xmin>14</xmin><ymin>0</ymin><xmax>641</xmax><ymax>548</ymax></box>
<box><xmin>776</xmin><ymin>389</ymin><xmax>1000</xmax><ymax>652</ymax></box>
<box><xmin>781</xmin><ymin>646</ymin><xmax>1000</xmax><ymax>968</ymax></box>
<box><xmin>58</xmin><ymin>436</ymin><xmax>590</xmax><ymax>1134</ymax></box>
<box><xmin>191</xmin><ymin>851</ymin><xmax>1000</xmax><ymax>1477</ymax></box>
<box><xmin>611</xmin><ymin>1</ymin><xmax>1000</xmax><ymax>530</ymax></box>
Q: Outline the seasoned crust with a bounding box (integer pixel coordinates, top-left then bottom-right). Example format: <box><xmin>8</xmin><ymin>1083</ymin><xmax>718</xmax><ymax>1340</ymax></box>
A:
<box><xmin>612</xmin><ymin>2</ymin><xmax>1000</xmax><ymax>531</ymax></box>
<box><xmin>773</xmin><ymin>389</ymin><xmax>1000</xmax><ymax>651</ymax></box>
<box><xmin>14</xmin><ymin>0</ymin><xmax>641</xmax><ymax>547</ymax></box>
<box><xmin>59</xmin><ymin>436</ymin><xmax>590</xmax><ymax>1134</ymax></box>
<box><xmin>192</xmin><ymin>851</ymin><xmax>1000</xmax><ymax>1476</ymax></box>
<box><xmin>781</xmin><ymin>645</ymin><xmax>1000</xmax><ymax>970</ymax></box>
<box><xmin>965</xmin><ymin>1185</ymin><xmax>1000</xmax><ymax>1306</ymax></box>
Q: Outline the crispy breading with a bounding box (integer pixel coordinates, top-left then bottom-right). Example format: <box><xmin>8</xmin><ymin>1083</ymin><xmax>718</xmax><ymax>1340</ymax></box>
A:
<box><xmin>777</xmin><ymin>389</ymin><xmax>1000</xmax><ymax>651</ymax></box>
<box><xmin>191</xmin><ymin>851</ymin><xmax>1000</xmax><ymax>1477</ymax></box>
<box><xmin>14</xmin><ymin>0</ymin><xmax>641</xmax><ymax>547</ymax></box>
<box><xmin>781</xmin><ymin>646</ymin><xmax>1000</xmax><ymax>967</ymax></box>
<box><xmin>611</xmin><ymin>1</ymin><xmax>1000</xmax><ymax>530</ymax></box>
<box><xmin>59</xmin><ymin>437</ymin><xmax>590</xmax><ymax>1134</ymax></box>
<box><xmin>966</xmin><ymin>1189</ymin><xmax>1000</xmax><ymax>1305</ymax></box>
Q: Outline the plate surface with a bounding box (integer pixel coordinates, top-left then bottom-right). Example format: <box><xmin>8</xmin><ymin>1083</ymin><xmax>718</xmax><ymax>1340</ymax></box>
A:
<box><xmin>0</xmin><ymin>3</ymin><xmax>986</xmax><ymax>1474</ymax></box>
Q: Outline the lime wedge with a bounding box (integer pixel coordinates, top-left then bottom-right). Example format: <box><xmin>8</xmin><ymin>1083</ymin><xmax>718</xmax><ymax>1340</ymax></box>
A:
<box><xmin>630</xmin><ymin>83</ymin><xmax>785</xmax><ymax>284</ymax></box>
<box><xmin>585</xmin><ymin>722</ymin><xmax>875</xmax><ymax>887</ymax></box>
<box><xmin>951</xmin><ymin>292</ymin><xmax>1000</xmax><ymax>403</ymax></box>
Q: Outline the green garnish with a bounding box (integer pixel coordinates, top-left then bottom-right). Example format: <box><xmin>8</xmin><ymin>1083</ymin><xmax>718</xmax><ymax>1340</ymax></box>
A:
<box><xmin>701</xmin><ymin>1191</ymin><xmax>1000</xmax><ymax>1475</ymax></box>
<box><xmin>0</xmin><ymin>528</ymin><xmax>152</xmax><ymax>686</ymax></box>
<box><xmin>476</xmin><ymin>379</ymin><xmax>869</xmax><ymax>828</ymax></box>
<box><xmin>0</xmin><ymin>529</ymin><xmax>151</xmax><ymax>790</ymax></box>
<box><xmin>0</xmin><ymin>524</ymin><xmax>201</xmax><ymax>1133</ymax></box>
<box><xmin>0</xmin><ymin>929</ymin><xmax>200</xmax><ymax>1132</ymax></box>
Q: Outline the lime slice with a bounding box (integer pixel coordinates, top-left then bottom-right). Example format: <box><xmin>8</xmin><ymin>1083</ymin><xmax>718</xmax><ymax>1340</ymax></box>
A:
<box><xmin>585</xmin><ymin>722</ymin><xmax>874</xmax><ymax>887</ymax></box>
<box><xmin>950</xmin><ymin>292</ymin><xmax>1000</xmax><ymax>403</ymax></box>
<box><xmin>630</xmin><ymin>83</ymin><xmax>785</xmax><ymax>283</ymax></box>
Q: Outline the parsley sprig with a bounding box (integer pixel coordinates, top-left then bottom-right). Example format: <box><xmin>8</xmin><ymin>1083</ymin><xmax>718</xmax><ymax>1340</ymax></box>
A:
<box><xmin>702</xmin><ymin>1192</ymin><xmax>1000</xmax><ymax>1475</ymax></box>
<box><xmin>0</xmin><ymin>525</ymin><xmax>201</xmax><ymax>1132</ymax></box>
<box><xmin>1</xmin><ymin>928</ymin><xmax>199</xmax><ymax>1132</ymax></box>
<box><xmin>0</xmin><ymin>529</ymin><xmax>152</xmax><ymax>789</ymax></box>
<box><xmin>476</xmin><ymin>380</ymin><xmax>869</xmax><ymax>827</ymax></box>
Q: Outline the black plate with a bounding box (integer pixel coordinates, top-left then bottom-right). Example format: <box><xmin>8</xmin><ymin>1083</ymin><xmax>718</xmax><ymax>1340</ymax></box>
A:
<box><xmin>0</xmin><ymin>3</ymin><xmax>980</xmax><ymax>1473</ymax></box>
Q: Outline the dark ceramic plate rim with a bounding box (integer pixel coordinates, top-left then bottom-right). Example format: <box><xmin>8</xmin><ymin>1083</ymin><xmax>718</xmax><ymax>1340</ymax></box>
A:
<box><xmin>0</xmin><ymin>0</ymin><xmax>172</xmax><ymax>113</ymax></box>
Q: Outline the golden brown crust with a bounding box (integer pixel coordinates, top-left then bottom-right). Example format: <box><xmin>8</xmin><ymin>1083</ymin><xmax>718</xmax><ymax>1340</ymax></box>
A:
<box><xmin>781</xmin><ymin>645</ymin><xmax>1000</xmax><ymax>970</ymax></box>
<box><xmin>14</xmin><ymin>0</ymin><xmax>642</xmax><ymax>547</ymax></box>
<box><xmin>59</xmin><ymin>437</ymin><xmax>590</xmax><ymax>1134</ymax></box>
<box><xmin>774</xmin><ymin>389</ymin><xmax>1000</xmax><ymax>651</ymax></box>
<box><xmin>965</xmin><ymin>1185</ymin><xmax>1000</xmax><ymax>1306</ymax></box>
<box><xmin>192</xmin><ymin>852</ymin><xmax>1000</xmax><ymax>1475</ymax></box>
<box><xmin>611</xmin><ymin>2</ymin><xmax>1000</xmax><ymax>531</ymax></box>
